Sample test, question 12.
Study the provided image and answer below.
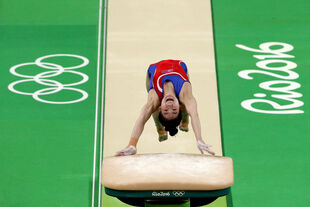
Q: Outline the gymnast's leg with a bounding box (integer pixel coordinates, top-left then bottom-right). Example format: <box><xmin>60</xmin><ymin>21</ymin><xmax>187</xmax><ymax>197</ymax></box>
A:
<box><xmin>179</xmin><ymin>104</ymin><xmax>189</xmax><ymax>132</ymax></box>
<box><xmin>152</xmin><ymin>110</ymin><xmax>168</xmax><ymax>142</ymax></box>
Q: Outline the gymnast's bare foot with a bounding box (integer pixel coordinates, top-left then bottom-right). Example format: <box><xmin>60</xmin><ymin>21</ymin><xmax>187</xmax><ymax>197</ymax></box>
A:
<box><xmin>179</xmin><ymin>120</ymin><xmax>189</xmax><ymax>132</ymax></box>
<box><xmin>158</xmin><ymin>127</ymin><xmax>168</xmax><ymax>142</ymax></box>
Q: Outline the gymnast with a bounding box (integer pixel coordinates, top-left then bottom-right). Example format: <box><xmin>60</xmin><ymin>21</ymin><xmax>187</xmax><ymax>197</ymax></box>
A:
<box><xmin>116</xmin><ymin>59</ymin><xmax>215</xmax><ymax>156</ymax></box>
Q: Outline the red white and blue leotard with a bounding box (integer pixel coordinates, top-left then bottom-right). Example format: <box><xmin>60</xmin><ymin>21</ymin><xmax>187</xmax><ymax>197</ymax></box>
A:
<box><xmin>147</xmin><ymin>60</ymin><xmax>190</xmax><ymax>100</ymax></box>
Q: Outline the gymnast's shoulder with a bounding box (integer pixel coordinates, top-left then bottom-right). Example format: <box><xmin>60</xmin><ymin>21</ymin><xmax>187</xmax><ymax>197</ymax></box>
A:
<box><xmin>146</xmin><ymin>89</ymin><xmax>160</xmax><ymax>111</ymax></box>
<box><xmin>179</xmin><ymin>82</ymin><xmax>194</xmax><ymax>104</ymax></box>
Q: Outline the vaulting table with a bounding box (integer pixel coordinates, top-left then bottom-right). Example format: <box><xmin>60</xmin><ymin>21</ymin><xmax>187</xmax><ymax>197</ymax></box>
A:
<box><xmin>101</xmin><ymin>153</ymin><xmax>234</xmax><ymax>207</ymax></box>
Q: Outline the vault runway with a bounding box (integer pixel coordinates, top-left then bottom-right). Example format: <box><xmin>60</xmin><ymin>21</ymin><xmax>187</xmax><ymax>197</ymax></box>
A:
<box><xmin>1</xmin><ymin>0</ymin><xmax>309</xmax><ymax>207</ymax></box>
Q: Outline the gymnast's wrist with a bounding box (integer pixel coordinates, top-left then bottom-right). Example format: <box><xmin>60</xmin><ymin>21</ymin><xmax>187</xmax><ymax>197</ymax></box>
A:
<box><xmin>196</xmin><ymin>137</ymin><xmax>203</xmax><ymax>142</ymax></box>
<box><xmin>128</xmin><ymin>137</ymin><xmax>138</xmax><ymax>147</ymax></box>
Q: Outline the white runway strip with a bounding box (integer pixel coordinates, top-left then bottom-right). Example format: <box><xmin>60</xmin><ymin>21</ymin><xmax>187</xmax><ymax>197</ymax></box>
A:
<box><xmin>104</xmin><ymin>0</ymin><xmax>222</xmax><ymax>158</ymax></box>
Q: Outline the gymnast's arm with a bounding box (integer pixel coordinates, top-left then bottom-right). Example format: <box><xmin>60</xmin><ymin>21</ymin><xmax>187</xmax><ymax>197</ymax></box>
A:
<box><xmin>179</xmin><ymin>83</ymin><xmax>215</xmax><ymax>155</ymax></box>
<box><xmin>115</xmin><ymin>90</ymin><xmax>160</xmax><ymax>156</ymax></box>
<box><xmin>130</xmin><ymin>90</ymin><xmax>159</xmax><ymax>145</ymax></box>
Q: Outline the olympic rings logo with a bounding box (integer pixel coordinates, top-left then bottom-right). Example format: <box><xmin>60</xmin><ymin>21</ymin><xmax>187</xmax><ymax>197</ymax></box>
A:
<box><xmin>8</xmin><ymin>54</ymin><xmax>89</xmax><ymax>104</ymax></box>
<box><xmin>172</xmin><ymin>191</ymin><xmax>185</xmax><ymax>197</ymax></box>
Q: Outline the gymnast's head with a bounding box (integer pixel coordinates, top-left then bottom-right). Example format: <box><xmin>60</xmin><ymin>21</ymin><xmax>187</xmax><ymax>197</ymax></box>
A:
<box><xmin>158</xmin><ymin>94</ymin><xmax>182</xmax><ymax>136</ymax></box>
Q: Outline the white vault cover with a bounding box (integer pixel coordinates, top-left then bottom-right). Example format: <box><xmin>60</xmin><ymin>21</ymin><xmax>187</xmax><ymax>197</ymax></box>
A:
<box><xmin>102</xmin><ymin>153</ymin><xmax>234</xmax><ymax>191</ymax></box>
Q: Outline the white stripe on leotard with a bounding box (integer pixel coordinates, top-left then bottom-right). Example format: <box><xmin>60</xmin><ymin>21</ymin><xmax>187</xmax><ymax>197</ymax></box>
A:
<box><xmin>156</xmin><ymin>71</ymin><xmax>188</xmax><ymax>92</ymax></box>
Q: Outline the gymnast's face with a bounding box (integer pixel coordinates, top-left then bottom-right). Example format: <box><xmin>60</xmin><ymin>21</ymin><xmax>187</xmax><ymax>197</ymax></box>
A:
<box><xmin>160</xmin><ymin>95</ymin><xmax>180</xmax><ymax>120</ymax></box>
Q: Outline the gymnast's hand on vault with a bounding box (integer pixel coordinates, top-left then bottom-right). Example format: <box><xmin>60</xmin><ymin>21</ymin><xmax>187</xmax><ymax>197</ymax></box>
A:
<box><xmin>197</xmin><ymin>140</ymin><xmax>215</xmax><ymax>155</ymax></box>
<box><xmin>115</xmin><ymin>145</ymin><xmax>137</xmax><ymax>156</ymax></box>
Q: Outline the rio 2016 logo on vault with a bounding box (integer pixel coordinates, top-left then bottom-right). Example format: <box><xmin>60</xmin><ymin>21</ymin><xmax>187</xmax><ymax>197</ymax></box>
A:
<box><xmin>236</xmin><ymin>42</ymin><xmax>304</xmax><ymax>114</ymax></box>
